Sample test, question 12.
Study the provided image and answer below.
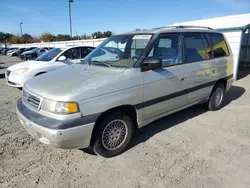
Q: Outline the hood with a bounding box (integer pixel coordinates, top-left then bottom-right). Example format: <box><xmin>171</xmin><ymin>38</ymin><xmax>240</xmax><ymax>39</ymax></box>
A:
<box><xmin>24</xmin><ymin>64</ymin><xmax>130</xmax><ymax>101</ymax></box>
<box><xmin>7</xmin><ymin>60</ymin><xmax>46</xmax><ymax>71</ymax></box>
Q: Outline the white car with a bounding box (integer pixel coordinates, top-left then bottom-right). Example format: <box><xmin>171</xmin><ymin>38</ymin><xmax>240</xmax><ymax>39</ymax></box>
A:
<box><xmin>7</xmin><ymin>49</ymin><xmax>18</xmax><ymax>56</ymax></box>
<box><xmin>5</xmin><ymin>46</ymin><xmax>95</xmax><ymax>88</ymax></box>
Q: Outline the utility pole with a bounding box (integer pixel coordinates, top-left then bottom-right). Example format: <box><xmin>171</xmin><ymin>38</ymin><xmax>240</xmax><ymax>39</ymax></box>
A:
<box><xmin>20</xmin><ymin>22</ymin><xmax>23</xmax><ymax>36</ymax></box>
<box><xmin>68</xmin><ymin>0</ymin><xmax>73</xmax><ymax>39</ymax></box>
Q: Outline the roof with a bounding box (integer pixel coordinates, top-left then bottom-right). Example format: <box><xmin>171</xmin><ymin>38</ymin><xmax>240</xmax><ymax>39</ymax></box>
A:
<box><xmin>120</xmin><ymin>26</ymin><xmax>222</xmax><ymax>35</ymax></box>
<box><xmin>170</xmin><ymin>13</ymin><xmax>250</xmax><ymax>30</ymax></box>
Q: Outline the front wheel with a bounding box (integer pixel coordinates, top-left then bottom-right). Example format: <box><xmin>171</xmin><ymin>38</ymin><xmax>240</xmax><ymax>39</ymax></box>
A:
<box><xmin>91</xmin><ymin>112</ymin><xmax>135</xmax><ymax>158</ymax></box>
<box><xmin>207</xmin><ymin>83</ymin><xmax>225</xmax><ymax>111</ymax></box>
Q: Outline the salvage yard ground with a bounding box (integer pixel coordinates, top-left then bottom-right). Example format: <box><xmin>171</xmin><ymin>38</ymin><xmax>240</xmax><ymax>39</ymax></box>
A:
<box><xmin>0</xmin><ymin>55</ymin><xmax>250</xmax><ymax>188</ymax></box>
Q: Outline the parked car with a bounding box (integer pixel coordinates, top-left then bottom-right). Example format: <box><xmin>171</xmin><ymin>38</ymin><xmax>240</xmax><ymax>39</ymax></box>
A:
<box><xmin>2</xmin><ymin>48</ymin><xmax>17</xmax><ymax>55</ymax></box>
<box><xmin>16</xmin><ymin>26</ymin><xmax>234</xmax><ymax>157</ymax></box>
<box><xmin>20</xmin><ymin>47</ymin><xmax>40</xmax><ymax>60</ymax></box>
<box><xmin>5</xmin><ymin>46</ymin><xmax>94</xmax><ymax>88</ymax></box>
<box><xmin>7</xmin><ymin>48</ymin><xmax>19</xmax><ymax>56</ymax></box>
<box><xmin>18</xmin><ymin>47</ymin><xmax>35</xmax><ymax>58</ymax></box>
<box><xmin>20</xmin><ymin>47</ymin><xmax>53</xmax><ymax>60</ymax></box>
<box><xmin>12</xmin><ymin>48</ymin><xmax>26</xmax><ymax>57</ymax></box>
<box><xmin>1</xmin><ymin>48</ymin><xmax>8</xmax><ymax>55</ymax></box>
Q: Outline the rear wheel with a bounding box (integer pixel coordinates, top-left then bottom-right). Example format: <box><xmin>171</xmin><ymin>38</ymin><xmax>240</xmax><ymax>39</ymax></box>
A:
<box><xmin>207</xmin><ymin>83</ymin><xmax>225</xmax><ymax>111</ymax></box>
<box><xmin>91</xmin><ymin>112</ymin><xmax>134</xmax><ymax>158</ymax></box>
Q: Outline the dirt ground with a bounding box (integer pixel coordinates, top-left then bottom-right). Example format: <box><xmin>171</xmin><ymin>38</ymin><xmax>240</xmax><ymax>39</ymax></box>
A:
<box><xmin>0</xmin><ymin>55</ymin><xmax>250</xmax><ymax>188</ymax></box>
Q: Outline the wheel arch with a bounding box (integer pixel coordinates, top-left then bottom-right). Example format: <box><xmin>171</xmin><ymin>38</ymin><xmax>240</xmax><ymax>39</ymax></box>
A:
<box><xmin>90</xmin><ymin>104</ymin><xmax>138</xmax><ymax>145</ymax></box>
<box><xmin>214</xmin><ymin>77</ymin><xmax>227</xmax><ymax>90</ymax></box>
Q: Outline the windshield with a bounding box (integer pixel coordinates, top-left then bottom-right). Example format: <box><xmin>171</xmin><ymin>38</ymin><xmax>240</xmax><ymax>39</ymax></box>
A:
<box><xmin>83</xmin><ymin>34</ymin><xmax>152</xmax><ymax>68</ymax></box>
<box><xmin>36</xmin><ymin>48</ymin><xmax>62</xmax><ymax>61</ymax></box>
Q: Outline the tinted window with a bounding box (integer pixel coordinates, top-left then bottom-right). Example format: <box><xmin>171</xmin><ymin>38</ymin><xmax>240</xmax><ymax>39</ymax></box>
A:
<box><xmin>71</xmin><ymin>48</ymin><xmax>81</xmax><ymax>59</ymax></box>
<box><xmin>61</xmin><ymin>49</ymin><xmax>72</xmax><ymax>59</ymax></box>
<box><xmin>184</xmin><ymin>34</ymin><xmax>207</xmax><ymax>63</ymax></box>
<box><xmin>62</xmin><ymin>48</ymin><xmax>81</xmax><ymax>59</ymax></box>
<box><xmin>202</xmin><ymin>34</ymin><xmax>213</xmax><ymax>59</ymax></box>
<box><xmin>210</xmin><ymin>33</ymin><xmax>229</xmax><ymax>58</ymax></box>
<box><xmin>148</xmin><ymin>34</ymin><xmax>181</xmax><ymax>66</ymax></box>
<box><xmin>81</xmin><ymin>47</ymin><xmax>94</xmax><ymax>58</ymax></box>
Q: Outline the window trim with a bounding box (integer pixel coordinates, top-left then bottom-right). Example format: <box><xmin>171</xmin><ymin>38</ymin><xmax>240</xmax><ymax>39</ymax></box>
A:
<box><xmin>141</xmin><ymin>33</ymin><xmax>184</xmax><ymax>68</ymax></box>
<box><xmin>182</xmin><ymin>32</ymin><xmax>211</xmax><ymax>64</ymax></box>
<box><xmin>209</xmin><ymin>33</ymin><xmax>230</xmax><ymax>58</ymax></box>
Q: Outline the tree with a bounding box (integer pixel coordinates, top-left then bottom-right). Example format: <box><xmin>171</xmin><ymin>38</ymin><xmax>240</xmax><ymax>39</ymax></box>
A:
<box><xmin>10</xmin><ymin>36</ymin><xmax>21</xmax><ymax>44</ymax></box>
<box><xmin>20</xmin><ymin>33</ymin><xmax>33</xmax><ymax>43</ymax></box>
<box><xmin>92</xmin><ymin>31</ymin><xmax>103</xmax><ymax>39</ymax></box>
<box><xmin>56</xmin><ymin>34</ymin><xmax>71</xmax><ymax>41</ymax></box>
<box><xmin>40</xmin><ymin>32</ymin><xmax>55</xmax><ymax>42</ymax></box>
<box><xmin>103</xmin><ymin>31</ymin><xmax>113</xmax><ymax>37</ymax></box>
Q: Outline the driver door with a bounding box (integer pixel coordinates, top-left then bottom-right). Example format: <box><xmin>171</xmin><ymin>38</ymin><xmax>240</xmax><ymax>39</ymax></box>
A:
<box><xmin>142</xmin><ymin>33</ymin><xmax>188</xmax><ymax>120</ymax></box>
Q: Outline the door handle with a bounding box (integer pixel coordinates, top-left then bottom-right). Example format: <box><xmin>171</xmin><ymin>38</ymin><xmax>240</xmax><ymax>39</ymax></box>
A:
<box><xmin>181</xmin><ymin>77</ymin><xmax>187</xmax><ymax>81</ymax></box>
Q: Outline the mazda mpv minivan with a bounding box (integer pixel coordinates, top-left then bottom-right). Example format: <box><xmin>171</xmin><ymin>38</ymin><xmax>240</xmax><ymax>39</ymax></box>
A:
<box><xmin>17</xmin><ymin>26</ymin><xmax>234</xmax><ymax>157</ymax></box>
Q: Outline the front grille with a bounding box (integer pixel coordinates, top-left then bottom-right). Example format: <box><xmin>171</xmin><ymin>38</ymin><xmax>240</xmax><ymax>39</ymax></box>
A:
<box><xmin>6</xmin><ymin>70</ymin><xmax>11</xmax><ymax>77</ymax></box>
<box><xmin>22</xmin><ymin>90</ymin><xmax>41</xmax><ymax>109</ymax></box>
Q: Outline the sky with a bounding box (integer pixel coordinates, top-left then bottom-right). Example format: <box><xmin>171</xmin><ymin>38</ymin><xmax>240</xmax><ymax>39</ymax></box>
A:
<box><xmin>0</xmin><ymin>0</ymin><xmax>249</xmax><ymax>36</ymax></box>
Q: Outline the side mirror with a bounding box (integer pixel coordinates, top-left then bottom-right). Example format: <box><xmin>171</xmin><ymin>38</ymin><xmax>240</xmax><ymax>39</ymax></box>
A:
<box><xmin>141</xmin><ymin>57</ymin><xmax>162</xmax><ymax>72</ymax></box>
<box><xmin>58</xmin><ymin>56</ymin><xmax>66</xmax><ymax>61</ymax></box>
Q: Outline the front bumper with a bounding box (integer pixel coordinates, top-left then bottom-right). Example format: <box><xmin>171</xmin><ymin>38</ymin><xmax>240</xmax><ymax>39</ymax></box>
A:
<box><xmin>16</xmin><ymin>99</ymin><xmax>96</xmax><ymax>149</ymax></box>
<box><xmin>5</xmin><ymin>72</ymin><xmax>24</xmax><ymax>88</ymax></box>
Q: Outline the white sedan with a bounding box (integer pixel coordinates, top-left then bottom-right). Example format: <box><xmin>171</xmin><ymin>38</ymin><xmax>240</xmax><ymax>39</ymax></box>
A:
<box><xmin>5</xmin><ymin>46</ymin><xmax>94</xmax><ymax>88</ymax></box>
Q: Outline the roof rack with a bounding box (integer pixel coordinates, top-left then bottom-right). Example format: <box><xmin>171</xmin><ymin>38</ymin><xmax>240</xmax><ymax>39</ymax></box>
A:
<box><xmin>175</xmin><ymin>25</ymin><xmax>213</xmax><ymax>30</ymax></box>
<box><xmin>152</xmin><ymin>25</ymin><xmax>213</xmax><ymax>30</ymax></box>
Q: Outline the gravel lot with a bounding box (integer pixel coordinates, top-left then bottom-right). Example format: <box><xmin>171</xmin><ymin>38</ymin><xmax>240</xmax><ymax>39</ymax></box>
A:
<box><xmin>0</xmin><ymin>55</ymin><xmax>250</xmax><ymax>188</ymax></box>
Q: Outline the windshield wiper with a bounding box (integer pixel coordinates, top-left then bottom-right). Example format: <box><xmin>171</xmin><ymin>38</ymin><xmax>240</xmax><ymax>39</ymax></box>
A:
<box><xmin>90</xmin><ymin>60</ymin><xmax>112</xmax><ymax>68</ymax></box>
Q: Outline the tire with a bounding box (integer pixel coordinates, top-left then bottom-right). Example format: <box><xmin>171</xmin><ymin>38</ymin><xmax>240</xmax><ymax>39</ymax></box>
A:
<box><xmin>91</xmin><ymin>112</ymin><xmax>135</xmax><ymax>158</ymax></box>
<box><xmin>207</xmin><ymin>83</ymin><xmax>225</xmax><ymax>111</ymax></box>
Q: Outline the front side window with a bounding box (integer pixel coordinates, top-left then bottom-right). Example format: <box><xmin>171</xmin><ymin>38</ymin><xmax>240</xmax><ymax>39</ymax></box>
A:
<box><xmin>83</xmin><ymin>34</ymin><xmax>152</xmax><ymax>68</ymax></box>
<box><xmin>183</xmin><ymin>33</ymin><xmax>208</xmax><ymax>63</ymax></box>
<box><xmin>147</xmin><ymin>34</ymin><xmax>182</xmax><ymax>66</ymax></box>
<box><xmin>210</xmin><ymin>33</ymin><xmax>229</xmax><ymax>58</ymax></box>
<box><xmin>81</xmin><ymin>47</ymin><xmax>94</xmax><ymax>58</ymax></box>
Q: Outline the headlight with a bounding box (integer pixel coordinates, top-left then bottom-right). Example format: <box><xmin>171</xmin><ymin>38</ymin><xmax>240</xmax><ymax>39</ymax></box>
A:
<box><xmin>12</xmin><ymin>68</ymin><xmax>29</xmax><ymax>75</ymax></box>
<box><xmin>41</xmin><ymin>99</ymin><xmax>79</xmax><ymax>114</ymax></box>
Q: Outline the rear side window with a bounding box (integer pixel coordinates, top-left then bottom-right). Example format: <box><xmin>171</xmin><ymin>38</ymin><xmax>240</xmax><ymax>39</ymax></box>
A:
<box><xmin>210</xmin><ymin>33</ymin><xmax>229</xmax><ymax>58</ymax></box>
<box><xmin>183</xmin><ymin>33</ymin><xmax>208</xmax><ymax>63</ymax></box>
<box><xmin>202</xmin><ymin>34</ymin><xmax>213</xmax><ymax>59</ymax></box>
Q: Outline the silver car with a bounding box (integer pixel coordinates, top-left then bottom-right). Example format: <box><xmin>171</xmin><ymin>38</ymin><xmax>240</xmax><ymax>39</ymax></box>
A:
<box><xmin>16</xmin><ymin>26</ymin><xmax>234</xmax><ymax>157</ymax></box>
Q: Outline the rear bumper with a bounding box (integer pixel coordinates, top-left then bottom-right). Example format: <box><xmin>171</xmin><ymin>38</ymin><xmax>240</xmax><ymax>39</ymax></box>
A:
<box><xmin>16</xmin><ymin>99</ymin><xmax>96</xmax><ymax>149</ymax></box>
<box><xmin>226</xmin><ymin>77</ymin><xmax>234</xmax><ymax>92</ymax></box>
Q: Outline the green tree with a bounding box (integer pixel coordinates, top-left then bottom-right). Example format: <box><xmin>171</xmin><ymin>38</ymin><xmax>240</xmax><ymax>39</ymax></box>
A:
<box><xmin>56</xmin><ymin>34</ymin><xmax>71</xmax><ymax>41</ymax></box>
<box><xmin>92</xmin><ymin>31</ymin><xmax>103</xmax><ymax>39</ymax></box>
<box><xmin>103</xmin><ymin>31</ymin><xmax>113</xmax><ymax>37</ymax></box>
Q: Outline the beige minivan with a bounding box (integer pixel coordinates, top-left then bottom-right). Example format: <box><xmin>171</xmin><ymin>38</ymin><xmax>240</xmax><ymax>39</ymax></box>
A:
<box><xmin>17</xmin><ymin>26</ymin><xmax>234</xmax><ymax>157</ymax></box>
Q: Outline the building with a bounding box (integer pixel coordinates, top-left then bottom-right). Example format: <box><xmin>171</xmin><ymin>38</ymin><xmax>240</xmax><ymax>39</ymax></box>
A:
<box><xmin>171</xmin><ymin>13</ymin><xmax>250</xmax><ymax>80</ymax></box>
